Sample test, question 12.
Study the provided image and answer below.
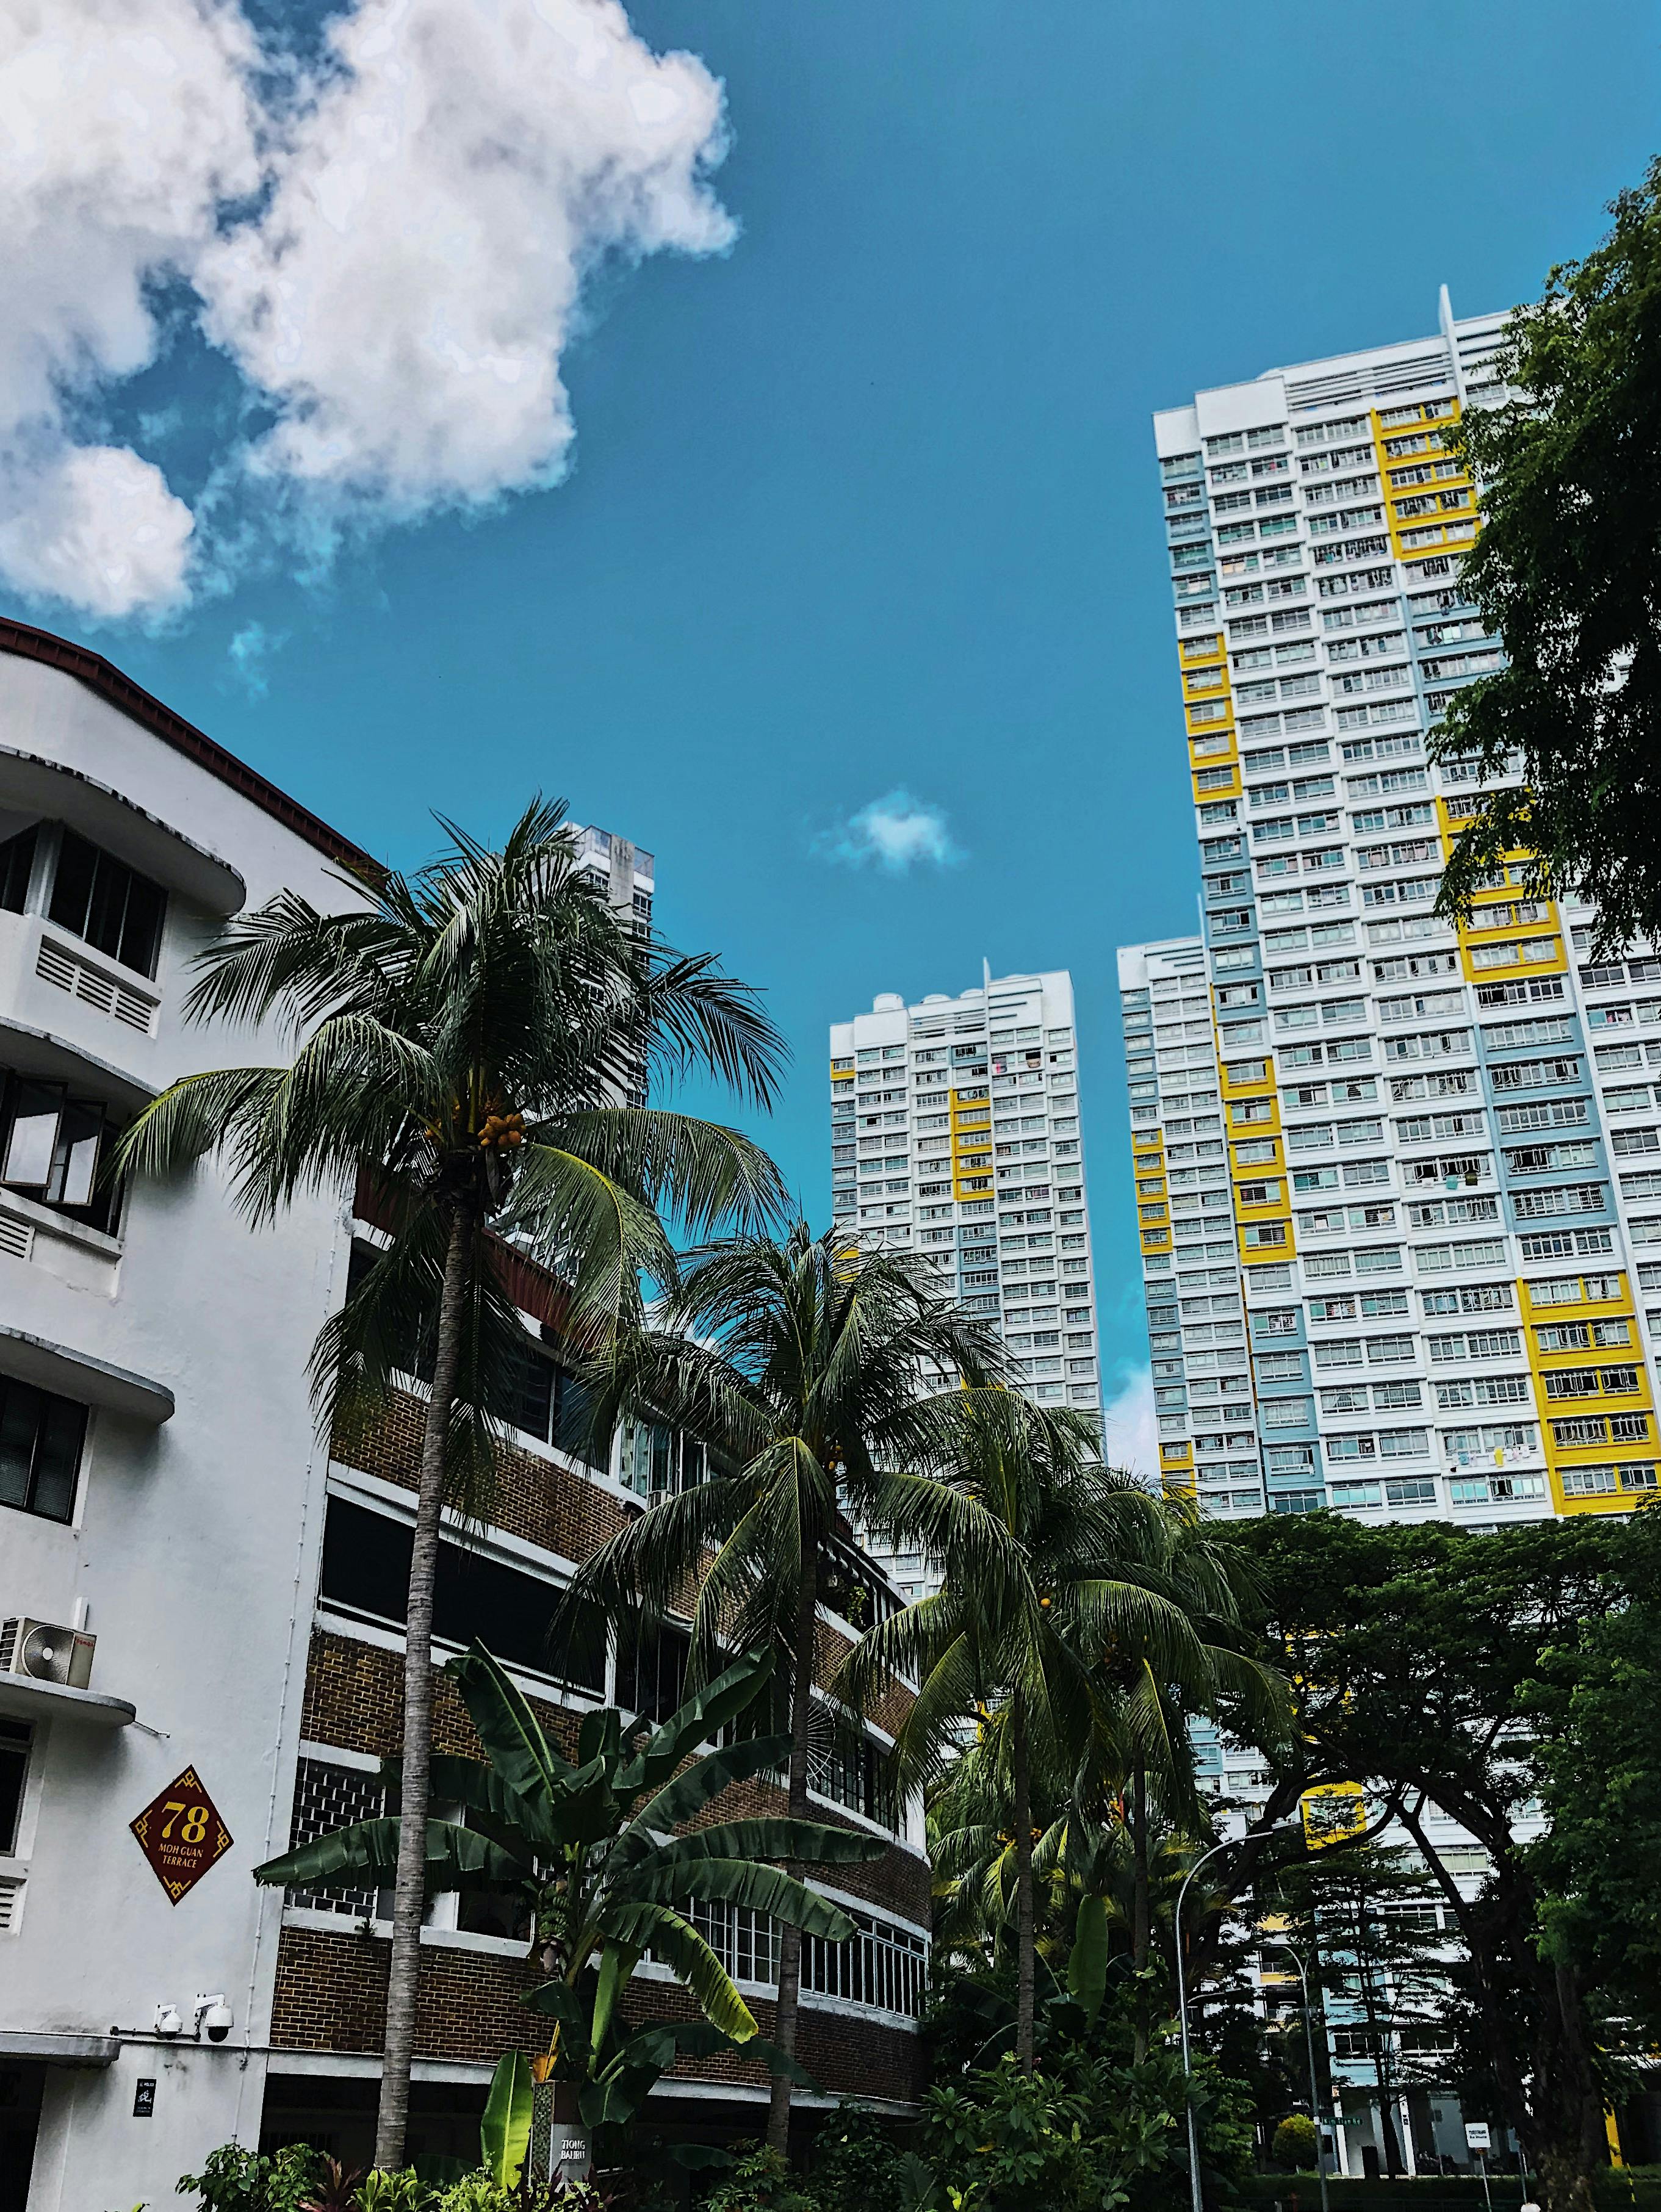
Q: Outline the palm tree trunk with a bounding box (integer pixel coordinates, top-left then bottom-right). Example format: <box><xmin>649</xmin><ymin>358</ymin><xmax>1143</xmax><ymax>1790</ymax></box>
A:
<box><xmin>375</xmin><ymin>1192</ymin><xmax>473</xmax><ymax>2172</ymax></box>
<box><xmin>1131</xmin><ymin>1762</ymin><xmax>1150</xmax><ymax>2062</ymax></box>
<box><xmin>1012</xmin><ymin>1695</ymin><xmax>1036</xmax><ymax>2075</ymax></box>
<box><xmin>766</xmin><ymin>1552</ymin><xmax>820</xmax><ymax>2156</ymax></box>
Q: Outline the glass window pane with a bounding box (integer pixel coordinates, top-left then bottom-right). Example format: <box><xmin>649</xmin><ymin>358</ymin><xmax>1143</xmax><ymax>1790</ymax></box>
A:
<box><xmin>0</xmin><ymin>1383</ymin><xmax>43</xmax><ymax>1511</ymax></box>
<box><xmin>119</xmin><ymin>871</ymin><xmax>165</xmax><ymax>978</ymax></box>
<box><xmin>0</xmin><ymin>1720</ymin><xmax>29</xmax><ymax>1854</ymax></box>
<box><xmin>3</xmin><ymin>1082</ymin><xmax>62</xmax><ymax>1189</ymax></box>
<box><xmin>47</xmin><ymin>830</ymin><xmax>97</xmax><ymax>940</ymax></box>
<box><xmin>29</xmin><ymin>1398</ymin><xmax>85</xmax><ymax>1522</ymax></box>
<box><xmin>83</xmin><ymin>850</ymin><xmax>127</xmax><ymax>960</ymax></box>
<box><xmin>51</xmin><ymin>1101</ymin><xmax>104</xmax><ymax>1209</ymax></box>
<box><xmin>0</xmin><ymin>827</ymin><xmax>37</xmax><ymax>914</ymax></box>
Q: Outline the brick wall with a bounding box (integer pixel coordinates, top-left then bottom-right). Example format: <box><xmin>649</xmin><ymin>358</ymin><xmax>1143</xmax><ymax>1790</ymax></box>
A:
<box><xmin>298</xmin><ymin>1631</ymin><xmax>928</xmax><ymax>1922</ymax></box>
<box><xmin>270</xmin><ymin>1927</ymin><xmax>921</xmax><ymax>2105</ymax></box>
<box><xmin>332</xmin><ymin>1392</ymin><xmax>627</xmax><ymax>1565</ymax></box>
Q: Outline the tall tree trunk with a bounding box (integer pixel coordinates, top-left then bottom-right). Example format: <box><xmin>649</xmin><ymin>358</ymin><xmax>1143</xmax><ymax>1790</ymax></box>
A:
<box><xmin>375</xmin><ymin>1193</ymin><xmax>472</xmax><ymax>2172</ymax></box>
<box><xmin>1013</xmin><ymin>1695</ymin><xmax>1036</xmax><ymax>2075</ymax></box>
<box><xmin>766</xmin><ymin>1552</ymin><xmax>820</xmax><ymax>2156</ymax></box>
<box><xmin>1131</xmin><ymin>1762</ymin><xmax>1150</xmax><ymax>2062</ymax></box>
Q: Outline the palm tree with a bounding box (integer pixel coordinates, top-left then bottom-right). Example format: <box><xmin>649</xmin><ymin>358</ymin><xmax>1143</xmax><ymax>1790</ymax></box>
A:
<box><xmin>566</xmin><ymin>1225</ymin><xmax>1007</xmax><ymax>2152</ymax></box>
<box><xmin>840</xmin><ymin>1391</ymin><xmax>1222</xmax><ymax>2073</ymax></box>
<box><xmin>113</xmin><ymin>801</ymin><xmax>787</xmax><ymax>2169</ymax></box>
<box><xmin>1089</xmin><ymin>1506</ymin><xmax>1289</xmax><ymax>2055</ymax></box>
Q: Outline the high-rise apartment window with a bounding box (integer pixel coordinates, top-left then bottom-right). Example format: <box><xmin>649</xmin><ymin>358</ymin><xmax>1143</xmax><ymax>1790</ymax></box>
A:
<box><xmin>0</xmin><ymin>1073</ymin><xmax>124</xmax><ymax>1232</ymax></box>
<box><xmin>48</xmin><ymin>831</ymin><xmax>167</xmax><ymax>978</ymax></box>
<box><xmin>0</xmin><ymin>1378</ymin><xmax>88</xmax><ymax>1524</ymax></box>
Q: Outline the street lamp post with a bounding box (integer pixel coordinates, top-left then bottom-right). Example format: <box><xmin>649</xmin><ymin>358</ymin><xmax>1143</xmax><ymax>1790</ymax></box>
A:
<box><xmin>1175</xmin><ymin>1822</ymin><xmax>1301</xmax><ymax>2212</ymax></box>
<box><xmin>1265</xmin><ymin>1939</ymin><xmax>1331</xmax><ymax>2212</ymax></box>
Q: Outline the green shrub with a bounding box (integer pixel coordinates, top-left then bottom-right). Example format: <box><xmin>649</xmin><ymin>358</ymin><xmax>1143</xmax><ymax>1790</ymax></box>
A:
<box><xmin>1269</xmin><ymin>2117</ymin><xmax>1318</xmax><ymax>2173</ymax></box>
<box><xmin>809</xmin><ymin>2111</ymin><xmax>910</xmax><ymax>2212</ymax></box>
<box><xmin>698</xmin><ymin>2144</ymin><xmax>817</xmax><ymax>2212</ymax></box>
<box><xmin>177</xmin><ymin>2146</ymin><xmax>323</xmax><ymax>2212</ymax></box>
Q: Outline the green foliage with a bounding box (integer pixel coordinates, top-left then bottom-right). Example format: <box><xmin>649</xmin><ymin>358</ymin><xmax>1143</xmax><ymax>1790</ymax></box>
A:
<box><xmin>176</xmin><ymin>2146</ymin><xmax>324</xmax><ymax>2212</ymax></box>
<box><xmin>1230</xmin><ymin>1510</ymin><xmax>1657</xmax><ymax>2202</ymax></box>
<box><xmin>1432</xmin><ymin>159</ymin><xmax>1661</xmax><ymax>950</ymax></box>
<box><xmin>1522</xmin><ymin>1506</ymin><xmax>1661</xmax><ymax>2044</ymax></box>
<box><xmin>697</xmin><ymin>2143</ymin><xmax>818</xmax><ymax>2212</ymax></box>
<box><xmin>482</xmin><ymin>2056</ymin><xmax>535</xmax><ymax>2193</ymax></box>
<box><xmin>921</xmin><ymin>2035</ymin><xmax>1252</xmax><ymax>2212</ymax></box>
<box><xmin>358</xmin><ymin>2177</ymin><xmax>434</xmax><ymax>2212</ymax></box>
<box><xmin>1270</xmin><ymin>2116</ymin><xmax>1317</xmax><ymax>2172</ymax></box>
<box><xmin>807</xmin><ymin>2111</ymin><xmax>911</xmax><ymax>2212</ymax></box>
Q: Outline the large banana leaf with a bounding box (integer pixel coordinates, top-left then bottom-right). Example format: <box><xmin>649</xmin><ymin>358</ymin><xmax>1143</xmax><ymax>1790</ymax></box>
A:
<box><xmin>578</xmin><ymin>1705</ymin><xmax>623</xmax><ymax>1770</ymax></box>
<box><xmin>1068</xmin><ymin>1892</ymin><xmax>1109</xmax><ymax>2025</ymax></box>
<box><xmin>599</xmin><ymin>1900</ymin><xmax>756</xmax><ymax>2041</ymax></box>
<box><xmin>380</xmin><ymin>1756</ymin><xmax>542</xmax><ymax>1867</ymax></box>
<box><xmin>590</xmin><ymin>1940</ymin><xmax>641</xmax><ymax>2054</ymax></box>
<box><xmin>630</xmin><ymin>1857</ymin><xmax>855</xmax><ymax>1939</ymax></box>
<box><xmin>619</xmin><ymin>1733</ymin><xmax>790</xmax><ymax>1849</ymax></box>
<box><xmin>447</xmin><ymin>1645</ymin><xmax>571</xmax><ymax>1820</ymax></box>
<box><xmin>524</xmin><ymin>1980</ymin><xmax>586</xmax><ymax>2027</ymax></box>
<box><xmin>253</xmin><ymin>1817</ymin><xmax>522</xmax><ymax>1893</ymax></box>
<box><xmin>632</xmin><ymin>1817</ymin><xmax>888</xmax><ymax>1870</ymax></box>
<box><xmin>613</xmin><ymin>1649</ymin><xmax>774</xmax><ymax>1797</ymax></box>
<box><xmin>481</xmin><ymin>2052</ymin><xmax>534</xmax><ymax>2192</ymax></box>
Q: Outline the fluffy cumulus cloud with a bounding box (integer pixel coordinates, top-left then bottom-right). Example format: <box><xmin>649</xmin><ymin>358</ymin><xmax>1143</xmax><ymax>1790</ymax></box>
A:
<box><xmin>0</xmin><ymin>0</ymin><xmax>734</xmax><ymax>621</ymax></box>
<box><xmin>0</xmin><ymin>0</ymin><xmax>258</xmax><ymax>616</ymax></box>
<box><xmin>1098</xmin><ymin>1364</ymin><xmax>1159</xmax><ymax>1486</ymax></box>
<box><xmin>821</xmin><ymin>789</ymin><xmax>962</xmax><ymax>873</ymax></box>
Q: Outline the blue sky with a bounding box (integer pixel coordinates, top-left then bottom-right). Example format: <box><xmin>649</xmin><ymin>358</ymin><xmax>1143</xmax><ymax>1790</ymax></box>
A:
<box><xmin>8</xmin><ymin>0</ymin><xmax>1659</xmax><ymax>1445</ymax></box>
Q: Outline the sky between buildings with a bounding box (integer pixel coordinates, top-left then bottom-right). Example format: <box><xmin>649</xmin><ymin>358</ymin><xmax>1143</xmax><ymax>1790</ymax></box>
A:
<box><xmin>8</xmin><ymin>0</ymin><xmax>1659</xmax><ymax>1473</ymax></box>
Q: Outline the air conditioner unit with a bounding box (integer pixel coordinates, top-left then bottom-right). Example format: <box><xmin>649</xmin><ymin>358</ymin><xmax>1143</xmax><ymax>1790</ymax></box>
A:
<box><xmin>0</xmin><ymin>1618</ymin><xmax>96</xmax><ymax>1689</ymax></box>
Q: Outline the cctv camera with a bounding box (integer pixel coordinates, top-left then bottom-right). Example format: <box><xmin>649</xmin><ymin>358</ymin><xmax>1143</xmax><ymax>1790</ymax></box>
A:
<box><xmin>154</xmin><ymin>2005</ymin><xmax>184</xmax><ymax>2039</ymax></box>
<box><xmin>194</xmin><ymin>1995</ymin><xmax>232</xmax><ymax>2044</ymax></box>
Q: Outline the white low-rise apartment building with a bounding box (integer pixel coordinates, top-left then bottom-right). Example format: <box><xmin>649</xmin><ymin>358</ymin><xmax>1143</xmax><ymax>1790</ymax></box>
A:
<box><xmin>0</xmin><ymin>624</ymin><xmax>929</xmax><ymax>2212</ymax></box>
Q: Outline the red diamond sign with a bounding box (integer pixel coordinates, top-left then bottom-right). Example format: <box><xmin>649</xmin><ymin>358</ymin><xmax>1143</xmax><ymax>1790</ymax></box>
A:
<box><xmin>130</xmin><ymin>1767</ymin><xmax>233</xmax><ymax>1904</ymax></box>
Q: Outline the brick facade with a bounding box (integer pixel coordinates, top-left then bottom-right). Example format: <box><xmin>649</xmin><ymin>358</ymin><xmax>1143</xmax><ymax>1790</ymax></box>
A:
<box><xmin>270</xmin><ymin>1927</ymin><xmax>922</xmax><ymax>2106</ymax></box>
<box><xmin>295</xmin><ymin>1261</ymin><xmax>928</xmax><ymax>2116</ymax></box>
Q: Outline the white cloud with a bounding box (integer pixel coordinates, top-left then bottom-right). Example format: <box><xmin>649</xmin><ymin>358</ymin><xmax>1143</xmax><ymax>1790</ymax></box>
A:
<box><xmin>0</xmin><ymin>0</ymin><xmax>734</xmax><ymax>621</ymax></box>
<box><xmin>821</xmin><ymin>790</ymin><xmax>962</xmax><ymax>874</ymax></box>
<box><xmin>0</xmin><ymin>0</ymin><xmax>258</xmax><ymax>618</ymax></box>
<box><xmin>226</xmin><ymin>618</ymin><xmax>284</xmax><ymax>696</ymax></box>
<box><xmin>1098</xmin><ymin>1364</ymin><xmax>1159</xmax><ymax>1486</ymax></box>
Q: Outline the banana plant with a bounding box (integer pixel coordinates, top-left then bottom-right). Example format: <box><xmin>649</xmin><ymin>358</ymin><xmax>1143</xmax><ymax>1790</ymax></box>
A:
<box><xmin>256</xmin><ymin>1643</ymin><xmax>884</xmax><ymax>2145</ymax></box>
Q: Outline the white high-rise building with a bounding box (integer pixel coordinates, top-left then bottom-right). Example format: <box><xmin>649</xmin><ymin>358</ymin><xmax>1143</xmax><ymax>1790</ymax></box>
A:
<box><xmin>1120</xmin><ymin>290</ymin><xmax>1661</xmax><ymax>1533</ymax></box>
<box><xmin>830</xmin><ymin>970</ymin><xmax>1100</xmax><ymax>1601</ymax></box>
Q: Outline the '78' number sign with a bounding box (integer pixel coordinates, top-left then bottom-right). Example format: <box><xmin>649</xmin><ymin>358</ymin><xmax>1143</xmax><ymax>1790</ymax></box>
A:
<box><xmin>130</xmin><ymin>1767</ymin><xmax>233</xmax><ymax>1903</ymax></box>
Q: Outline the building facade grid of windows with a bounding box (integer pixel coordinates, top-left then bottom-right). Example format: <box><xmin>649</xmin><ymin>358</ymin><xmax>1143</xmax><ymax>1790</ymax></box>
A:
<box><xmin>1127</xmin><ymin>294</ymin><xmax>1661</xmax><ymax>1531</ymax></box>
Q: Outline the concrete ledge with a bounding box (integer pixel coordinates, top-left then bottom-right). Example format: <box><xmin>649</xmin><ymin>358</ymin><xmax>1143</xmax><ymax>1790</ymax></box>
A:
<box><xmin>0</xmin><ymin>1677</ymin><xmax>136</xmax><ymax>1728</ymax></box>
<box><xmin>0</xmin><ymin>2030</ymin><xmax>120</xmax><ymax>2066</ymax></box>
<box><xmin>0</xmin><ymin>1326</ymin><xmax>173</xmax><ymax>1423</ymax></box>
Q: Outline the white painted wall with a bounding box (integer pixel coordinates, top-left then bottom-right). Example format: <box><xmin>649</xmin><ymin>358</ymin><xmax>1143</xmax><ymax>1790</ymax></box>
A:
<box><xmin>0</xmin><ymin>654</ymin><xmax>359</xmax><ymax>2212</ymax></box>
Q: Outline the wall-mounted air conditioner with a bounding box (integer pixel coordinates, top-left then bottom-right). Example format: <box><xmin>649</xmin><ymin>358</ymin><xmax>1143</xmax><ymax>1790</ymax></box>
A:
<box><xmin>0</xmin><ymin>1618</ymin><xmax>96</xmax><ymax>1688</ymax></box>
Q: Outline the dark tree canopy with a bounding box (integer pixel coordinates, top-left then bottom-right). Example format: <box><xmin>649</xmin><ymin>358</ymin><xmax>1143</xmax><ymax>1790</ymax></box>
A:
<box><xmin>1433</xmin><ymin>159</ymin><xmax>1661</xmax><ymax>953</ymax></box>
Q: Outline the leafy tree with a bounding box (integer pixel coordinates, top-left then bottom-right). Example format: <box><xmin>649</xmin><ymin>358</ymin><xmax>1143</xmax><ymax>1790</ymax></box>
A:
<box><xmin>1432</xmin><ymin>160</ymin><xmax>1661</xmax><ymax>951</ymax></box>
<box><xmin>1271</xmin><ymin>2114</ymin><xmax>1317</xmax><ymax>2172</ymax></box>
<box><xmin>1267</xmin><ymin>1843</ymin><xmax>1452</xmax><ymax>2177</ymax></box>
<box><xmin>117</xmin><ymin>802</ymin><xmax>786</xmax><ymax>2167</ymax></box>
<box><xmin>255</xmin><ymin>1645</ymin><xmax>879</xmax><ymax>2171</ymax></box>
<box><xmin>567</xmin><ymin>1226</ymin><xmax>1006</xmax><ymax>2150</ymax></box>
<box><xmin>1229</xmin><ymin>1511</ymin><xmax>1650</xmax><ymax>2212</ymax></box>
<box><xmin>1522</xmin><ymin>1507</ymin><xmax>1661</xmax><ymax>2047</ymax></box>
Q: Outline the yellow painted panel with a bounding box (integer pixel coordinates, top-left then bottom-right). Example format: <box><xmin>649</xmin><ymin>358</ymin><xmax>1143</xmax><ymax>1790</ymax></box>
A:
<box><xmin>1302</xmin><ymin>1782</ymin><xmax>1367</xmax><ymax>1850</ymax></box>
